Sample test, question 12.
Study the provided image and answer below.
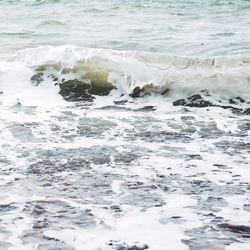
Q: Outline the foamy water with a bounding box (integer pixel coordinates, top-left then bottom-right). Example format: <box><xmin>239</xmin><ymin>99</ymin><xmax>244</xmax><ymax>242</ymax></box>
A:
<box><xmin>0</xmin><ymin>1</ymin><xmax>250</xmax><ymax>250</ymax></box>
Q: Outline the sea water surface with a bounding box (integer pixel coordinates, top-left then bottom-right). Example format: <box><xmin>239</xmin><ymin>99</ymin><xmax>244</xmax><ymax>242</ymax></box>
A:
<box><xmin>0</xmin><ymin>1</ymin><xmax>250</xmax><ymax>250</ymax></box>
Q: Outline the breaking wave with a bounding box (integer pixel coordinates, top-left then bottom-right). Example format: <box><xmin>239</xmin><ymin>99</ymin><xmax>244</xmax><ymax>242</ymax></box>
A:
<box><xmin>4</xmin><ymin>45</ymin><xmax>250</xmax><ymax>99</ymax></box>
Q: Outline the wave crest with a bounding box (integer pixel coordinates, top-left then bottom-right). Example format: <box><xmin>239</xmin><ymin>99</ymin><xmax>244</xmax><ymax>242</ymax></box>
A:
<box><xmin>13</xmin><ymin>46</ymin><xmax>250</xmax><ymax>97</ymax></box>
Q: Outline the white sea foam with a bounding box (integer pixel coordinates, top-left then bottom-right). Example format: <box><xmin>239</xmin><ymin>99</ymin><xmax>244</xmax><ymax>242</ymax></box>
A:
<box><xmin>1</xmin><ymin>1</ymin><xmax>250</xmax><ymax>249</ymax></box>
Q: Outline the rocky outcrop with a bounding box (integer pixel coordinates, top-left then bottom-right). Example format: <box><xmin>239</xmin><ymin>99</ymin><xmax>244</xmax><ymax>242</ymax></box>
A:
<box><xmin>173</xmin><ymin>92</ymin><xmax>250</xmax><ymax>115</ymax></box>
<box><xmin>130</xmin><ymin>86</ymin><xmax>141</xmax><ymax>98</ymax></box>
<box><xmin>173</xmin><ymin>94</ymin><xmax>213</xmax><ymax>108</ymax></box>
<box><xmin>219</xmin><ymin>223</ymin><xmax>250</xmax><ymax>238</ymax></box>
<box><xmin>30</xmin><ymin>67</ymin><xmax>115</xmax><ymax>101</ymax></box>
<box><xmin>130</xmin><ymin>84</ymin><xmax>169</xmax><ymax>98</ymax></box>
<box><xmin>58</xmin><ymin>71</ymin><xmax>115</xmax><ymax>101</ymax></box>
<box><xmin>59</xmin><ymin>79</ymin><xmax>94</xmax><ymax>102</ymax></box>
<box><xmin>31</xmin><ymin>73</ymin><xmax>44</xmax><ymax>86</ymax></box>
<box><xmin>84</xmin><ymin>71</ymin><xmax>114</xmax><ymax>96</ymax></box>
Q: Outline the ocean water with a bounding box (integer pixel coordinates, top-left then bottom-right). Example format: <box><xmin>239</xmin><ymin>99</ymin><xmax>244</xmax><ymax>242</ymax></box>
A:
<box><xmin>0</xmin><ymin>0</ymin><xmax>250</xmax><ymax>250</ymax></box>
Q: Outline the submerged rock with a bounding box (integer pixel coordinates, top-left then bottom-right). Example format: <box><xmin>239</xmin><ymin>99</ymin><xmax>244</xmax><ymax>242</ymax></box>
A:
<box><xmin>141</xmin><ymin>84</ymin><xmax>155</xmax><ymax>95</ymax></box>
<box><xmin>35</xmin><ymin>64</ymin><xmax>61</xmax><ymax>72</ymax></box>
<box><xmin>142</xmin><ymin>83</ymin><xmax>169</xmax><ymax>96</ymax></box>
<box><xmin>130</xmin><ymin>86</ymin><xmax>141</xmax><ymax>98</ymax></box>
<box><xmin>84</xmin><ymin>71</ymin><xmax>114</xmax><ymax>95</ymax></box>
<box><xmin>243</xmin><ymin>204</ymin><xmax>250</xmax><ymax>212</ymax></box>
<box><xmin>243</xmin><ymin>108</ymin><xmax>250</xmax><ymax>115</ymax></box>
<box><xmin>35</xmin><ymin>65</ymin><xmax>47</xmax><ymax>72</ymax></box>
<box><xmin>173</xmin><ymin>92</ymin><xmax>250</xmax><ymax>115</ymax></box>
<box><xmin>130</xmin><ymin>84</ymin><xmax>170</xmax><ymax>98</ymax></box>
<box><xmin>108</xmin><ymin>240</ymin><xmax>148</xmax><ymax>250</ymax></box>
<box><xmin>31</xmin><ymin>73</ymin><xmax>44</xmax><ymax>86</ymax></box>
<box><xmin>50</xmin><ymin>74</ymin><xmax>58</xmax><ymax>82</ymax></box>
<box><xmin>113</xmin><ymin>100</ymin><xmax>128</xmax><ymax>105</ymax></box>
<box><xmin>31</xmin><ymin>66</ymin><xmax>114</xmax><ymax>101</ymax></box>
<box><xmin>173</xmin><ymin>94</ymin><xmax>213</xmax><ymax>108</ymax></box>
<box><xmin>219</xmin><ymin>223</ymin><xmax>250</xmax><ymax>238</ymax></box>
<box><xmin>135</xmin><ymin>106</ymin><xmax>156</xmax><ymax>112</ymax></box>
<box><xmin>229</xmin><ymin>96</ymin><xmax>245</xmax><ymax>104</ymax></box>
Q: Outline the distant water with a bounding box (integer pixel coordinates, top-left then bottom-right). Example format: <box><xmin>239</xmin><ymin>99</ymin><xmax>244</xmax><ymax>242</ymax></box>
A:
<box><xmin>1</xmin><ymin>0</ymin><xmax>250</xmax><ymax>57</ymax></box>
<box><xmin>0</xmin><ymin>1</ymin><xmax>250</xmax><ymax>250</ymax></box>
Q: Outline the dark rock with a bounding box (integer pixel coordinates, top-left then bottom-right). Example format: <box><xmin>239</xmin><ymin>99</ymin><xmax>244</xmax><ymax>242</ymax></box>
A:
<box><xmin>159</xmin><ymin>216</ymin><xmax>185</xmax><ymax>224</ymax></box>
<box><xmin>161</xmin><ymin>88</ymin><xmax>170</xmax><ymax>95</ymax></box>
<box><xmin>236</xmin><ymin>96</ymin><xmax>246</xmax><ymax>103</ymax></box>
<box><xmin>188</xmin><ymin>94</ymin><xmax>203</xmax><ymax>102</ymax></box>
<box><xmin>84</xmin><ymin>71</ymin><xmax>114</xmax><ymax>95</ymax></box>
<box><xmin>110</xmin><ymin>205</ymin><xmax>122</xmax><ymax>213</ymax></box>
<box><xmin>220</xmin><ymin>105</ymin><xmax>243</xmax><ymax>114</ymax></box>
<box><xmin>113</xmin><ymin>100</ymin><xmax>128</xmax><ymax>105</ymax></box>
<box><xmin>59</xmin><ymin>79</ymin><xmax>90</xmax><ymax>93</ymax></box>
<box><xmin>173</xmin><ymin>93</ymin><xmax>250</xmax><ymax>114</ymax></box>
<box><xmin>219</xmin><ymin>223</ymin><xmax>250</xmax><ymax>238</ymax></box>
<box><xmin>229</xmin><ymin>99</ymin><xmax>237</xmax><ymax>104</ymax></box>
<box><xmin>129</xmin><ymin>84</ymin><xmax>169</xmax><ymax>98</ymax></box>
<box><xmin>229</xmin><ymin>97</ymin><xmax>245</xmax><ymax>104</ymax></box>
<box><xmin>243</xmin><ymin>204</ymin><xmax>250</xmax><ymax>212</ymax></box>
<box><xmin>50</xmin><ymin>75</ymin><xmax>58</xmax><ymax>82</ymax></box>
<box><xmin>98</xmin><ymin>105</ymin><xmax>131</xmax><ymax>111</ymax></box>
<box><xmin>172</xmin><ymin>98</ymin><xmax>187</xmax><ymax>106</ymax></box>
<box><xmin>130</xmin><ymin>86</ymin><xmax>141</xmax><ymax>98</ymax></box>
<box><xmin>58</xmin><ymin>72</ymin><xmax>114</xmax><ymax>100</ymax></box>
<box><xmin>0</xmin><ymin>203</ymin><xmax>17</xmax><ymax>213</ymax></box>
<box><xmin>110</xmin><ymin>241</ymin><xmax>149</xmax><ymax>250</ymax></box>
<box><xmin>173</xmin><ymin>94</ymin><xmax>213</xmax><ymax>108</ymax></box>
<box><xmin>200</xmin><ymin>89</ymin><xmax>210</xmax><ymax>96</ymax></box>
<box><xmin>244</xmin><ymin>108</ymin><xmax>250</xmax><ymax>115</ymax></box>
<box><xmin>90</xmin><ymin>81</ymin><xmax>114</xmax><ymax>95</ymax></box>
<box><xmin>59</xmin><ymin>79</ymin><xmax>94</xmax><ymax>102</ymax></box>
<box><xmin>135</xmin><ymin>106</ymin><xmax>156</xmax><ymax>112</ymax></box>
<box><xmin>187</xmin><ymin>154</ymin><xmax>202</xmax><ymax>160</ymax></box>
<box><xmin>117</xmin><ymin>245</ymin><xmax>148</xmax><ymax>250</ymax></box>
<box><xmin>125</xmin><ymin>245</ymin><xmax>148</xmax><ymax>250</ymax></box>
<box><xmin>31</xmin><ymin>73</ymin><xmax>44</xmax><ymax>86</ymax></box>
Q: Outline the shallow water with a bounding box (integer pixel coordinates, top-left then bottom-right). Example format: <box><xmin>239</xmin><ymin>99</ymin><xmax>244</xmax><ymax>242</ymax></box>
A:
<box><xmin>0</xmin><ymin>1</ymin><xmax>250</xmax><ymax>250</ymax></box>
